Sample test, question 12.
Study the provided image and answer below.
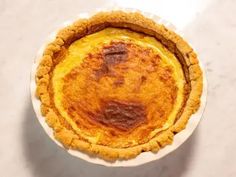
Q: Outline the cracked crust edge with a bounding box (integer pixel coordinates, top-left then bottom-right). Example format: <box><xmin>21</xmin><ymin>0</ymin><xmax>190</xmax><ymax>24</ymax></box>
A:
<box><xmin>35</xmin><ymin>11</ymin><xmax>203</xmax><ymax>160</ymax></box>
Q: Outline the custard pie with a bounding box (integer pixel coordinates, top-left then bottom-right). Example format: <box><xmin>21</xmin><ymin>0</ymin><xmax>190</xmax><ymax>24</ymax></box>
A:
<box><xmin>35</xmin><ymin>11</ymin><xmax>203</xmax><ymax>160</ymax></box>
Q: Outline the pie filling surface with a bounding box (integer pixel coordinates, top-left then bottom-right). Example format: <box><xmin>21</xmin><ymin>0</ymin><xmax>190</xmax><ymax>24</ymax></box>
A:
<box><xmin>52</xmin><ymin>28</ymin><xmax>185</xmax><ymax>148</ymax></box>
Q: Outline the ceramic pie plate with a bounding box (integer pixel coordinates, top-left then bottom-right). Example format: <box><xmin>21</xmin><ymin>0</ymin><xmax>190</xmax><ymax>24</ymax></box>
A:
<box><xmin>30</xmin><ymin>8</ymin><xmax>207</xmax><ymax>167</ymax></box>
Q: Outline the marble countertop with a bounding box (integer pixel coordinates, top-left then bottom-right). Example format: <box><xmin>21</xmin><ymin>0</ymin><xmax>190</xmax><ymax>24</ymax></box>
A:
<box><xmin>0</xmin><ymin>0</ymin><xmax>236</xmax><ymax>176</ymax></box>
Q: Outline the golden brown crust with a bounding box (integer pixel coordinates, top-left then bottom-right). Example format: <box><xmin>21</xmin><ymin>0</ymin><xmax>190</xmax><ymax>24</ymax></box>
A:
<box><xmin>36</xmin><ymin>11</ymin><xmax>203</xmax><ymax>160</ymax></box>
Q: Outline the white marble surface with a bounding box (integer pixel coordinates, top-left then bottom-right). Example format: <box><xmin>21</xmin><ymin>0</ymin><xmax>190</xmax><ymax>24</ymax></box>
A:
<box><xmin>0</xmin><ymin>0</ymin><xmax>236</xmax><ymax>176</ymax></box>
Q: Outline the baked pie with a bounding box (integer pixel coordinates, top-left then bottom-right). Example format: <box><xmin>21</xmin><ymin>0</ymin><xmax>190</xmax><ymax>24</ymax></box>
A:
<box><xmin>35</xmin><ymin>11</ymin><xmax>203</xmax><ymax>160</ymax></box>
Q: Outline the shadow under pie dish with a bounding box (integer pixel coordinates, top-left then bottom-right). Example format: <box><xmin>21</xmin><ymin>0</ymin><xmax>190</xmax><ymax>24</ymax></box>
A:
<box><xmin>35</xmin><ymin>11</ymin><xmax>203</xmax><ymax>160</ymax></box>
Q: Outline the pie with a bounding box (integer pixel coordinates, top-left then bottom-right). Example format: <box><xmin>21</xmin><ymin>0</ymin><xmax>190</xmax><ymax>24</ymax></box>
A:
<box><xmin>35</xmin><ymin>11</ymin><xmax>203</xmax><ymax>160</ymax></box>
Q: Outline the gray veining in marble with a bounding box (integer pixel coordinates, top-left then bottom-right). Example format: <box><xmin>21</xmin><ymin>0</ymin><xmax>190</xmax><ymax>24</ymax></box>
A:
<box><xmin>0</xmin><ymin>0</ymin><xmax>236</xmax><ymax>176</ymax></box>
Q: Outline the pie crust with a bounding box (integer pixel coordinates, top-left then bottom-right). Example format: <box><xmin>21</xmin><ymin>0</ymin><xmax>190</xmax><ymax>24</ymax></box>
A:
<box><xmin>35</xmin><ymin>11</ymin><xmax>203</xmax><ymax>160</ymax></box>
